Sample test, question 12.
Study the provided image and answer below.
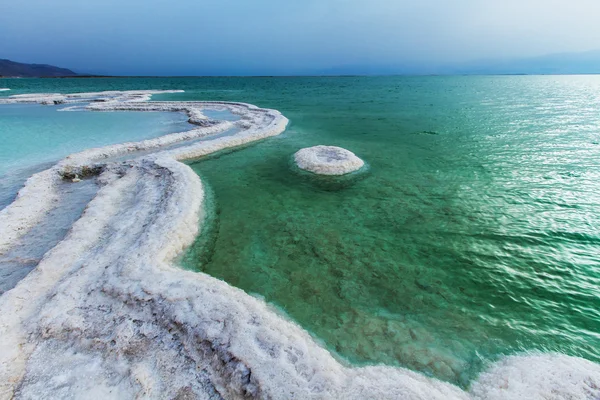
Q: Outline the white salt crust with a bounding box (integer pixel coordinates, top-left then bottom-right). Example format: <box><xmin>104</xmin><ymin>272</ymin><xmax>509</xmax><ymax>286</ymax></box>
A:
<box><xmin>295</xmin><ymin>145</ymin><xmax>364</xmax><ymax>175</ymax></box>
<box><xmin>0</xmin><ymin>91</ymin><xmax>599</xmax><ymax>400</ymax></box>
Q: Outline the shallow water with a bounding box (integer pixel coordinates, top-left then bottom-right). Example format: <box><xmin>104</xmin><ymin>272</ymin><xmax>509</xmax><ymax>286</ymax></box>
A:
<box><xmin>2</xmin><ymin>76</ymin><xmax>600</xmax><ymax>387</ymax></box>
<box><xmin>0</xmin><ymin>102</ymin><xmax>190</xmax><ymax>208</ymax></box>
<box><xmin>0</xmin><ymin>178</ymin><xmax>98</xmax><ymax>295</ymax></box>
<box><xmin>177</xmin><ymin>75</ymin><xmax>600</xmax><ymax>386</ymax></box>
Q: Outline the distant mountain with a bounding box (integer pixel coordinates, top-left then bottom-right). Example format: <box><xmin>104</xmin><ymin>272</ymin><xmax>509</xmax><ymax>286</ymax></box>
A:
<box><xmin>316</xmin><ymin>50</ymin><xmax>600</xmax><ymax>76</ymax></box>
<box><xmin>0</xmin><ymin>59</ymin><xmax>78</xmax><ymax>77</ymax></box>
<box><xmin>446</xmin><ymin>50</ymin><xmax>600</xmax><ymax>75</ymax></box>
<box><xmin>3</xmin><ymin>50</ymin><xmax>600</xmax><ymax>77</ymax></box>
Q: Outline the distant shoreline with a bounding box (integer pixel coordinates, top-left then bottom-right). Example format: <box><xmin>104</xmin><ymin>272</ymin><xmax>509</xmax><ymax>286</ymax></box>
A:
<box><xmin>2</xmin><ymin>73</ymin><xmax>600</xmax><ymax>79</ymax></box>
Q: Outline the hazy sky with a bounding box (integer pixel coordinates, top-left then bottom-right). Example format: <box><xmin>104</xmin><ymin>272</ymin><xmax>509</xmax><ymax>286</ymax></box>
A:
<box><xmin>1</xmin><ymin>0</ymin><xmax>600</xmax><ymax>75</ymax></box>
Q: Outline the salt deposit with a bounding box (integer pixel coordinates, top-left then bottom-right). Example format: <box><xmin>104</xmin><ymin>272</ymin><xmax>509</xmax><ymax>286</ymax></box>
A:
<box><xmin>0</xmin><ymin>91</ymin><xmax>598</xmax><ymax>399</ymax></box>
<box><xmin>295</xmin><ymin>145</ymin><xmax>364</xmax><ymax>175</ymax></box>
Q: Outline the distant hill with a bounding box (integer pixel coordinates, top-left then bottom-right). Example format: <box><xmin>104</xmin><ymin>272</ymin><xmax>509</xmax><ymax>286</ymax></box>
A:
<box><xmin>446</xmin><ymin>50</ymin><xmax>600</xmax><ymax>75</ymax></box>
<box><xmin>0</xmin><ymin>59</ymin><xmax>78</xmax><ymax>77</ymax></box>
<box><xmin>3</xmin><ymin>50</ymin><xmax>600</xmax><ymax>77</ymax></box>
<box><xmin>316</xmin><ymin>50</ymin><xmax>600</xmax><ymax>76</ymax></box>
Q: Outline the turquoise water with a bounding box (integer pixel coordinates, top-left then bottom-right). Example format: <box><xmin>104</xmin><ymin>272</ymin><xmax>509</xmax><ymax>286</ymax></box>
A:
<box><xmin>2</xmin><ymin>76</ymin><xmax>600</xmax><ymax>387</ymax></box>
<box><xmin>0</xmin><ymin>101</ymin><xmax>190</xmax><ymax>208</ymax></box>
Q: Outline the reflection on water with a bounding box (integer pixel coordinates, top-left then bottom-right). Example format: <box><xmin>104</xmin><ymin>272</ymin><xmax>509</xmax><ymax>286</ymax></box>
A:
<box><xmin>182</xmin><ymin>76</ymin><xmax>600</xmax><ymax>386</ymax></box>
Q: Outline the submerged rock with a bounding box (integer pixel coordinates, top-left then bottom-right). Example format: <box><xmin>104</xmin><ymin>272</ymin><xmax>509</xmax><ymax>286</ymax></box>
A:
<box><xmin>294</xmin><ymin>145</ymin><xmax>364</xmax><ymax>175</ymax></box>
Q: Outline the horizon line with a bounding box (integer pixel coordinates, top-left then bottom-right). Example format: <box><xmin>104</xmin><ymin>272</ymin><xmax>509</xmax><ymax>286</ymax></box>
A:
<box><xmin>2</xmin><ymin>72</ymin><xmax>600</xmax><ymax>79</ymax></box>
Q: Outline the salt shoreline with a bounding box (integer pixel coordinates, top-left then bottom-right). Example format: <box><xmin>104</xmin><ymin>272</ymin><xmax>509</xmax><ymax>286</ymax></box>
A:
<box><xmin>0</xmin><ymin>91</ymin><xmax>598</xmax><ymax>399</ymax></box>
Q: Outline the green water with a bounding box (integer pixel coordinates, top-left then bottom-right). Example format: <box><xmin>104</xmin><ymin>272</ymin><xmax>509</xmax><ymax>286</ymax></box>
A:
<box><xmin>3</xmin><ymin>76</ymin><xmax>600</xmax><ymax>386</ymax></box>
<box><xmin>177</xmin><ymin>76</ymin><xmax>600</xmax><ymax>386</ymax></box>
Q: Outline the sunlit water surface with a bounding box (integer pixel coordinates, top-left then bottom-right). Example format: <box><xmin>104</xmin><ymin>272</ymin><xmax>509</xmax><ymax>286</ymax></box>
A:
<box><xmin>2</xmin><ymin>76</ymin><xmax>600</xmax><ymax>387</ymax></box>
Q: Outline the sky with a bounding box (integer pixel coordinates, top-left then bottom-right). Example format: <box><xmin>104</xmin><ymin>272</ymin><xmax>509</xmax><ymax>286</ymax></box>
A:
<box><xmin>1</xmin><ymin>0</ymin><xmax>600</xmax><ymax>75</ymax></box>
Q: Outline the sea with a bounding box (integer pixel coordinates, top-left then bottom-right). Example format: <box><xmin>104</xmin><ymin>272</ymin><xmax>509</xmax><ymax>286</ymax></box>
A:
<box><xmin>1</xmin><ymin>75</ymin><xmax>599</xmax><ymax>387</ymax></box>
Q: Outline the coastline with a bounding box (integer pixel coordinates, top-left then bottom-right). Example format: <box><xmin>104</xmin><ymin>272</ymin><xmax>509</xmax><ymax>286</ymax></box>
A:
<box><xmin>0</xmin><ymin>91</ymin><xmax>599</xmax><ymax>399</ymax></box>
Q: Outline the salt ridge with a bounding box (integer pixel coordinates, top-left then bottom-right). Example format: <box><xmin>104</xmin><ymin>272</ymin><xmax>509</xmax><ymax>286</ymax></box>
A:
<box><xmin>0</xmin><ymin>91</ymin><xmax>598</xmax><ymax>399</ymax></box>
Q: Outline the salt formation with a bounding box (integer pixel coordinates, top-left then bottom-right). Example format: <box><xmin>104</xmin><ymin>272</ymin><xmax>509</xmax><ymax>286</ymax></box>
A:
<box><xmin>294</xmin><ymin>145</ymin><xmax>364</xmax><ymax>175</ymax></box>
<box><xmin>470</xmin><ymin>354</ymin><xmax>600</xmax><ymax>400</ymax></box>
<box><xmin>0</xmin><ymin>91</ymin><xmax>599</xmax><ymax>400</ymax></box>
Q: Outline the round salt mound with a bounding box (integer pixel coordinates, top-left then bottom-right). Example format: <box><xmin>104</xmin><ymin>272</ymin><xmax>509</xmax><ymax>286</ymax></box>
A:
<box><xmin>294</xmin><ymin>145</ymin><xmax>364</xmax><ymax>175</ymax></box>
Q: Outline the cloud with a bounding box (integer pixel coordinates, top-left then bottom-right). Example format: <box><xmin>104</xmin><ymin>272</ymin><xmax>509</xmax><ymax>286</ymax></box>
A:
<box><xmin>1</xmin><ymin>0</ymin><xmax>599</xmax><ymax>75</ymax></box>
